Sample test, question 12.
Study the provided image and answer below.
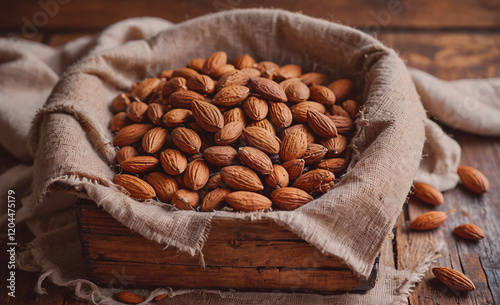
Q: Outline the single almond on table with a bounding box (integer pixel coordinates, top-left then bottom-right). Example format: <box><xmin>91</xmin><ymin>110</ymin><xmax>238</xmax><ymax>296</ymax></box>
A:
<box><xmin>171</xmin><ymin>127</ymin><xmax>202</xmax><ymax>154</ymax></box>
<box><xmin>172</xmin><ymin>189</ymin><xmax>199</xmax><ymax>210</ymax></box>
<box><xmin>201</xmin><ymin>188</ymin><xmax>232</xmax><ymax>211</ymax></box>
<box><xmin>160</xmin><ymin>149</ymin><xmax>188</xmax><ymax>175</ymax></box>
<box><xmin>115</xmin><ymin>291</ymin><xmax>145</xmax><ymax>304</ymax></box>
<box><xmin>146</xmin><ymin>172</ymin><xmax>178</xmax><ymax>203</ymax></box>
<box><xmin>225</xmin><ymin>191</ymin><xmax>272</xmax><ymax>212</ymax></box>
<box><xmin>183</xmin><ymin>159</ymin><xmax>210</xmax><ymax>191</ymax></box>
<box><xmin>191</xmin><ymin>100</ymin><xmax>224</xmax><ymax>132</ymax></box>
<box><xmin>142</xmin><ymin>127</ymin><xmax>168</xmax><ymax>153</ymax></box>
<box><xmin>271</xmin><ymin>187</ymin><xmax>313</xmax><ymax>210</ymax></box>
<box><xmin>282</xmin><ymin>124</ymin><xmax>315</xmax><ymax>144</ymax></box>
<box><xmin>203</xmin><ymin>146</ymin><xmax>238</xmax><ymax>167</ymax></box>
<box><xmin>281</xmin><ymin>159</ymin><xmax>305</xmax><ymax>181</ymax></box>
<box><xmin>238</xmin><ymin>146</ymin><xmax>274</xmax><ymax>175</ymax></box>
<box><xmin>409</xmin><ymin>209</ymin><xmax>455</xmax><ymax>230</ymax></box>
<box><xmin>432</xmin><ymin>267</ymin><xmax>475</xmax><ymax>291</ymax></box>
<box><xmin>457</xmin><ymin>165</ymin><xmax>490</xmax><ymax>194</ymax></box>
<box><xmin>220</xmin><ymin>165</ymin><xmax>264</xmax><ymax>192</ymax></box>
<box><xmin>120</xmin><ymin>156</ymin><xmax>159</xmax><ymax>173</ymax></box>
<box><xmin>242</xmin><ymin>126</ymin><xmax>280</xmax><ymax>154</ymax></box>
<box><xmin>280</xmin><ymin>129</ymin><xmax>308</xmax><ymax>161</ymax></box>
<box><xmin>113</xmin><ymin>174</ymin><xmax>156</xmax><ymax>200</ymax></box>
<box><xmin>292</xmin><ymin>169</ymin><xmax>336</xmax><ymax>193</ymax></box>
<box><xmin>413</xmin><ymin>182</ymin><xmax>444</xmax><ymax>206</ymax></box>
<box><xmin>453</xmin><ymin>224</ymin><xmax>485</xmax><ymax>240</ymax></box>
<box><xmin>249</xmin><ymin>77</ymin><xmax>287</xmax><ymax>102</ymax></box>
<box><xmin>264</xmin><ymin>164</ymin><xmax>289</xmax><ymax>188</ymax></box>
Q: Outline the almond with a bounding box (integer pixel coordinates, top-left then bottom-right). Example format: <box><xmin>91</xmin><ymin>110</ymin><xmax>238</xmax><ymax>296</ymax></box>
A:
<box><xmin>457</xmin><ymin>166</ymin><xmax>490</xmax><ymax>194</ymax></box>
<box><xmin>202</xmin><ymin>51</ymin><xmax>227</xmax><ymax>76</ymax></box>
<box><xmin>309</xmin><ymin>85</ymin><xmax>336</xmax><ymax>106</ymax></box>
<box><xmin>172</xmin><ymin>68</ymin><xmax>200</xmax><ymax>80</ymax></box>
<box><xmin>232</xmin><ymin>54</ymin><xmax>256</xmax><ymax>69</ymax></box>
<box><xmin>214</xmin><ymin>121</ymin><xmax>244</xmax><ymax>145</ymax></box>
<box><xmin>342</xmin><ymin>99</ymin><xmax>360</xmax><ymax>118</ymax></box>
<box><xmin>146</xmin><ymin>79</ymin><xmax>166</xmax><ymax>104</ymax></box>
<box><xmin>116</xmin><ymin>146</ymin><xmax>139</xmax><ymax>164</ymax></box>
<box><xmin>146</xmin><ymin>172</ymin><xmax>178</xmax><ymax>203</ymax></box>
<box><xmin>413</xmin><ymin>182</ymin><xmax>444</xmax><ymax>206</ymax></box>
<box><xmin>217</xmin><ymin>70</ymin><xmax>250</xmax><ymax>90</ymax></box>
<box><xmin>162</xmin><ymin>77</ymin><xmax>187</xmax><ymax>97</ymax></box>
<box><xmin>321</xmin><ymin>135</ymin><xmax>348</xmax><ymax>157</ymax></box>
<box><xmin>160</xmin><ymin>70</ymin><xmax>174</xmax><ymax>80</ymax></box>
<box><xmin>147</xmin><ymin>103</ymin><xmax>167</xmax><ymax>126</ymax></box>
<box><xmin>242</xmin><ymin>126</ymin><xmax>280</xmax><ymax>154</ymax></box>
<box><xmin>280</xmin><ymin>129</ymin><xmax>308</xmax><ymax>161</ymax></box>
<box><xmin>142</xmin><ymin>127</ymin><xmax>168</xmax><ymax>153</ymax></box>
<box><xmin>109</xmin><ymin>112</ymin><xmax>131</xmax><ymax>132</ymax></box>
<box><xmin>248</xmin><ymin>118</ymin><xmax>276</xmax><ymax>136</ymax></box>
<box><xmin>130</xmin><ymin>78</ymin><xmax>161</xmax><ymax>101</ymax></box>
<box><xmin>113</xmin><ymin>124</ymin><xmax>152</xmax><ymax>147</ymax></box>
<box><xmin>282</xmin><ymin>79</ymin><xmax>310</xmax><ymax>103</ymax></box>
<box><xmin>171</xmin><ymin>127</ymin><xmax>202</xmax><ymax>154</ymax></box>
<box><xmin>238</xmin><ymin>146</ymin><xmax>273</xmax><ymax>175</ymax></box>
<box><xmin>317</xmin><ymin>158</ymin><xmax>349</xmax><ymax>175</ymax></box>
<box><xmin>212</xmin><ymin>64</ymin><xmax>236</xmax><ymax>79</ymax></box>
<box><xmin>453</xmin><ymin>224</ymin><xmax>485</xmax><ymax>240</ymax></box>
<box><xmin>265</xmin><ymin>164</ymin><xmax>289</xmax><ymax>188</ymax></box>
<box><xmin>203</xmin><ymin>146</ymin><xmax>238</xmax><ymax>167</ymax></box>
<box><xmin>276</xmin><ymin>64</ymin><xmax>302</xmax><ymax>81</ymax></box>
<box><xmin>163</xmin><ymin>108</ymin><xmax>193</xmax><ymax>127</ymax></box>
<box><xmin>207</xmin><ymin>172</ymin><xmax>226</xmax><ymax>189</ymax></box>
<box><xmin>290</xmin><ymin>101</ymin><xmax>326</xmax><ymax>122</ymax></box>
<box><xmin>201</xmin><ymin>188</ymin><xmax>231</xmax><ymax>211</ymax></box>
<box><xmin>249</xmin><ymin>77</ymin><xmax>287</xmax><ymax>102</ymax></box>
<box><xmin>172</xmin><ymin>189</ymin><xmax>199</xmax><ymax>210</ymax></box>
<box><xmin>115</xmin><ymin>291</ymin><xmax>145</xmax><ymax>304</ymax></box>
<box><xmin>271</xmin><ymin>187</ymin><xmax>313</xmax><ymax>210</ymax></box>
<box><xmin>220</xmin><ymin>165</ymin><xmax>263</xmax><ymax>191</ymax></box>
<box><xmin>187</xmin><ymin>74</ymin><xmax>215</xmax><ymax>95</ymax></box>
<box><xmin>188</xmin><ymin>58</ymin><xmax>205</xmax><ymax>72</ymax></box>
<box><xmin>127</xmin><ymin>100</ymin><xmax>149</xmax><ymax>123</ymax></box>
<box><xmin>111</xmin><ymin>93</ymin><xmax>131</xmax><ymax>112</ymax></box>
<box><xmin>330</xmin><ymin>104</ymin><xmax>351</xmax><ymax>118</ymax></box>
<box><xmin>281</xmin><ymin>124</ymin><xmax>315</xmax><ymax>144</ymax></box>
<box><xmin>120</xmin><ymin>156</ymin><xmax>159</xmax><ymax>173</ymax></box>
<box><xmin>292</xmin><ymin>169</ymin><xmax>336</xmax><ymax>193</ymax></box>
<box><xmin>191</xmin><ymin>100</ymin><xmax>224</xmax><ymax>132</ymax></box>
<box><xmin>213</xmin><ymin>85</ymin><xmax>250</xmax><ymax>106</ymax></box>
<box><xmin>153</xmin><ymin>293</ymin><xmax>169</xmax><ymax>302</ymax></box>
<box><xmin>300</xmin><ymin>72</ymin><xmax>327</xmax><ymax>86</ymax></box>
<box><xmin>307</xmin><ymin>110</ymin><xmax>338</xmax><ymax>138</ymax></box>
<box><xmin>282</xmin><ymin>159</ymin><xmax>305</xmax><ymax>181</ymax></box>
<box><xmin>169</xmin><ymin>90</ymin><xmax>205</xmax><ymax>109</ymax></box>
<box><xmin>160</xmin><ymin>149</ymin><xmax>188</xmax><ymax>175</ymax></box>
<box><xmin>243</xmin><ymin>96</ymin><xmax>268</xmax><ymax>121</ymax></box>
<box><xmin>302</xmin><ymin>144</ymin><xmax>328</xmax><ymax>165</ymax></box>
<box><xmin>328</xmin><ymin>79</ymin><xmax>352</xmax><ymax>101</ymax></box>
<box><xmin>432</xmin><ymin>267</ymin><xmax>476</xmax><ymax>292</ymax></box>
<box><xmin>241</xmin><ymin>68</ymin><xmax>261</xmax><ymax>79</ymax></box>
<box><xmin>327</xmin><ymin>115</ymin><xmax>354</xmax><ymax>134</ymax></box>
<box><xmin>255</xmin><ymin>61</ymin><xmax>280</xmax><ymax>79</ymax></box>
<box><xmin>223</xmin><ymin>107</ymin><xmax>247</xmax><ymax>125</ymax></box>
<box><xmin>183</xmin><ymin>159</ymin><xmax>210</xmax><ymax>190</ymax></box>
<box><xmin>113</xmin><ymin>174</ymin><xmax>156</xmax><ymax>200</ymax></box>
<box><xmin>225</xmin><ymin>191</ymin><xmax>272</xmax><ymax>212</ymax></box>
<box><xmin>409</xmin><ymin>210</ymin><xmax>455</xmax><ymax>230</ymax></box>
<box><xmin>268</xmin><ymin>101</ymin><xmax>293</xmax><ymax>128</ymax></box>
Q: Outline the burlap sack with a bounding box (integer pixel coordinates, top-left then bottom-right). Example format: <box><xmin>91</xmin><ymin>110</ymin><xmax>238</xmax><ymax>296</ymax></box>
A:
<box><xmin>1</xmin><ymin>8</ymin><xmax>499</xmax><ymax>305</ymax></box>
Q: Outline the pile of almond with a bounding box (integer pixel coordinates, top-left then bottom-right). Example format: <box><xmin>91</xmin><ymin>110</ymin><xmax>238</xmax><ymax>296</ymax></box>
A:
<box><xmin>109</xmin><ymin>51</ymin><xmax>359</xmax><ymax>212</ymax></box>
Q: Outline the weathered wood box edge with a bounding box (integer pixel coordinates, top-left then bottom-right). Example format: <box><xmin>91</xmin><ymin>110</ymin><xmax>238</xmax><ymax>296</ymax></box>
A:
<box><xmin>75</xmin><ymin>199</ymin><xmax>377</xmax><ymax>293</ymax></box>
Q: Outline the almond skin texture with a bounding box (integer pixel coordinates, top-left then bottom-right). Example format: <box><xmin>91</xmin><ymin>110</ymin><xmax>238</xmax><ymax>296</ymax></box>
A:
<box><xmin>292</xmin><ymin>169</ymin><xmax>336</xmax><ymax>193</ymax></box>
<box><xmin>223</xmin><ymin>107</ymin><xmax>247</xmax><ymax>125</ymax></box>
<box><xmin>202</xmin><ymin>51</ymin><xmax>227</xmax><ymax>76</ymax></box>
<box><xmin>213</xmin><ymin>85</ymin><xmax>250</xmax><ymax>106</ymax></box>
<box><xmin>163</xmin><ymin>108</ymin><xmax>193</xmax><ymax>127</ymax></box>
<box><xmin>115</xmin><ymin>291</ymin><xmax>145</xmax><ymax>304</ymax></box>
<box><xmin>130</xmin><ymin>78</ymin><xmax>161</xmax><ymax>101</ymax></box>
<box><xmin>457</xmin><ymin>166</ymin><xmax>490</xmax><ymax>194</ymax></box>
<box><xmin>243</xmin><ymin>96</ymin><xmax>268</xmax><ymax>121</ymax></box>
<box><xmin>317</xmin><ymin>158</ymin><xmax>349</xmax><ymax>175</ymax></box>
<box><xmin>271</xmin><ymin>187</ymin><xmax>313</xmax><ymax>210</ymax></box>
<box><xmin>282</xmin><ymin>124</ymin><xmax>315</xmax><ymax>144</ymax></box>
<box><xmin>116</xmin><ymin>146</ymin><xmax>140</xmax><ymax>164</ymax></box>
<box><xmin>265</xmin><ymin>164</ymin><xmax>289</xmax><ymax>188</ymax></box>
<box><xmin>142</xmin><ymin>127</ymin><xmax>168</xmax><ymax>153</ymax></box>
<box><xmin>283</xmin><ymin>79</ymin><xmax>310</xmax><ymax>103</ymax></box>
<box><xmin>321</xmin><ymin>134</ymin><xmax>347</xmax><ymax>157</ymax></box>
<box><xmin>225</xmin><ymin>191</ymin><xmax>272</xmax><ymax>212</ymax></box>
<box><xmin>162</xmin><ymin>77</ymin><xmax>187</xmax><ymax>97</ymax></box>
<box><xmin>453</xmin><ymin>224</ymin><xmax>485</xmax><ymax>240</ymax></box>
<box><xmin>342</xmin><ymin>99</ymin><xmax>360</xmax><ymax>118</ymax></box>
<box><xmin>413</xmin><ymin>182</ymin><xmax>444</xmax><ymax>206</ymax></box>
<box><xmin>249</xmin><ymin>118</ymin><xmax>276</xmax><ymax>136</ymax></box>
<box><xmin>217</xmin><ymin>70</ymin><xmax>250</xmax><ymax>90</ymax></box>
<box><xmin>201</xmin><ymin>188</ymin><xmax>231</xmax><ymax>211</ymax></box>
<box><xmin>269</xmin><ymin>101</ymin><xmax>293</xmax><ymax>128</ymax></box>
<box><xmin>249</xmin><ymin>77</ymin><xmax>287</xmax><ymax>102</ymax></box>
<box><xmin>169</xmin><ymin>90</ymin><xmax>205</xmax><ymax>109</ymax></box>
<box><xmin>191</xmin><ymin>100</ymin><xmax>224</xmax><ymax>132</ymax></box>
<box><xmin>113</xmin><ymin>174</ymin><xmax>156</xmax><ymax>200</ymax></box>
<box><xmin>328</xmin><ymin>79</ymin><xmax>352</xmax><ymax>101</ymax></box>
<box><xmin>238</xmin><ymin>146</ymin><xmax>274</xmax><ymax>175</ymax></box>
<box><xmin>307</xmin><ymin>110</ymin><xmax>338</xmax><ymax>138</ymax></box>
<box><xmin>147</xmin><ymin>103</ymin><xmax>167</xmax><ymax>126</ymax></box>
<box><xmin>109</xmin><ymin>112</ymin><xmax>131</xmax><ymax>132</ymax></box>
<box><xmin>290</xmin><ymin>101</ymin><xmax>326</xmax><ymax>122</ymax></box>
<box><xmin>220</xmin><ymin>166</ymin><xmax>264</xmax><ymax>191</ymax></box>
<box><xmin>242</xmin><ymin>127</ymin><xmax>280</xmax><ymax>154</ymax></box>
<box><xmin>113</xmin><ymin>124</ymin><xmax>153</xmax><ymax>147</ymax></box>
<box><xmin>203</xmin><ymin>146</ymin><xmax>238</xmax><ymax>167</ymax></box>
<box><xmin>111</xmin><ymin>93</ymin><xmax>131</xmax><ymax>112</ymax></box>
<box><xmin>120</xmin><ymin>156</ymin><xmax>159</xmax><ymax>173</ymax></box>
<box><xmin>432</xmin><ymin>267</ymin><xmax>476</xmax><ymax>292</ymax></box>
<box><xmin>160</xmin><ymin>149</ymin><xmax>188</xmax><ymax>175</ymax></box>
<box><xmin>300</xmin><ymin>72</ymin><xmax>327</xmax><ymax>86</ymax></box>
<box><xmin>328</xmin><ymin>115</ymin><xmax>354</xmax><ymax>134</ymax></box>
<box><xmin>183</xmin><ymin>159</ymin><xmax>210</xmax><ymax>190</ymax></box>
<box><xmin>187</xmin><ymin>74</ymin><xmax>215</xmax><ymax>94</ymax></box>
<box><xmin>172</xmin><ymin>68</ymin><xmax>200</xmax><ymax>80</ymax></box>
<box><xmin>280</xmin><ymin>129</ymin><xmax>308</xmax><ymax>161</ymax></box>
<box><xmin>172</xmin><ymin>189</ymin><xmax>199</xmax><ymax>210</ymax></box>
<box><xmin>281</xmin><ymin>159</ymin><xmax>305</xmax><ymax>181</ymax></box>
<box><xmin>127</xmin><ymin>101</ymin><xmax>149</xmax><ymax>123</ymax></box>
<box><xmin>214</xmin><ymin>121</ymin><xmax>244</xmax><ymax>145</ymax></box>
<box><xmin>171</xmin><ymin>127</ymin><xmax>202</xmax><ymax>154</ymax></box>
<box><xmin>309</xmin><ymin>85</ymin><xmax>336</xmax><ymax>106</ymax></box>
<box><xmin>302</xmin><ymin>143</ymin><xmax>328</xmax><ymax>166</ymax></box>
<box><xmin>146</xmin><ymin>172</ymin><xmax>178</xmax><ymax>203</ymax></box>
<box><xmin>232</xmin><ymin>54</ymin><xmax>255</xmax><ymax>69</ymax></box>
<box><xmin>409</xmin><ymin>210</ymin><xmax>454</xmax><ymax>230</ymax></box>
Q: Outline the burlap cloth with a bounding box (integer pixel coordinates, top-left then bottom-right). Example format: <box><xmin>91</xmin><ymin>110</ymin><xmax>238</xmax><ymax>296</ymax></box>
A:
<box><xmin>1</xmin><ymin>9</ymin><xmax>499</xmax><ymax>305</ymax></box>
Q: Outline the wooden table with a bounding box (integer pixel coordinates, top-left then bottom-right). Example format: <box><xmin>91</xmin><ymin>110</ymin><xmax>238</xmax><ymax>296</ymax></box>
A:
<box><xmin>1</xmin><ymin>1</ymin><xmax>499</xmax><ymax>304</ymax></box>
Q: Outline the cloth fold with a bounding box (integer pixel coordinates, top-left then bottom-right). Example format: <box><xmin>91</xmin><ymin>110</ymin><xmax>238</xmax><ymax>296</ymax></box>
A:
<box><xmin>1</xmin><ymin>8</ymin><xmax>499</xmax><ymax>305</ymax></box>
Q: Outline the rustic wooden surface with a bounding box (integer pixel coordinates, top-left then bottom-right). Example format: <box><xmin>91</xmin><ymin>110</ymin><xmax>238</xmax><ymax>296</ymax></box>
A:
<box><xmin>1</xmin><ymin>1</ymin><xmax>499</xmax><ymax>304</ymax></box>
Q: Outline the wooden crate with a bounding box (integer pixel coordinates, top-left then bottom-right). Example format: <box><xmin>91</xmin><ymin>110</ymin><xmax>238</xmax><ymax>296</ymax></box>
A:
<box><xmin>76</xmin><ymin>199</ymin><xmax>377</xmax><ymax>292</ymax></box>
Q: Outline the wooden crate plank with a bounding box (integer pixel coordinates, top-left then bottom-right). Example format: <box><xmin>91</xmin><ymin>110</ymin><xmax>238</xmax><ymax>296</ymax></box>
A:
<box><xmin>86</xmin><ymin>260</ymin><xmax>360</xmax><ymax>292</ymax></box>
<box><xmin>1</xmin><ymin>0</ymin><xmax>500</xmax><ymax>31</ymax></box>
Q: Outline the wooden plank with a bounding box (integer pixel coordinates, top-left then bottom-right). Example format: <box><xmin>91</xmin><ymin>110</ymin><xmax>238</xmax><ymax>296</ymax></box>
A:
<box><xmin>1</xmin><ymin>0</ymin><xmax>500</xmax><ymax>31</ymax></box>
<box><xmin>86</xmin><ymin>260</ymin><xmax>360</xmax><ymax>292</ymax></box>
